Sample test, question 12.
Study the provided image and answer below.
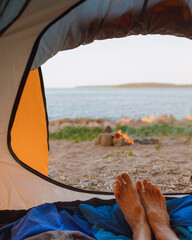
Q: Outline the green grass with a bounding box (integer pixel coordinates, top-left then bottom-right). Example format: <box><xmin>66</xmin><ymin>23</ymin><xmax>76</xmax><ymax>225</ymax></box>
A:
<box><xmin>125</xmin><ymin>151</ymin><xmax>133</xmax><ymax>157</ymax></box>
<box><xmin>103</xmin><ymin>153</ymin><xmax>113</xmax><ymax>159</ymax></box>
<box><xmin>114</xmin><ymin>123</ymin><xmax>192</xmax><ymax>137</ymax></box>
<box><xmin>155</xmin><ymin>142</ymin><xmax>162</xmax><ymax>151</ymax></box>
<box><xmin>49</xmin><ymin>126</ymin><xmax>103</xmax><ymax>143</ymax></box>
<box><xmin>49</xmin><ymin>123</ymin><xmax>192</xmax><ymax>142</ymax></box>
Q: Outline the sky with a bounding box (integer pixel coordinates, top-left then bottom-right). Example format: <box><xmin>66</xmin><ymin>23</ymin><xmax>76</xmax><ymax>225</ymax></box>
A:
<box><xmin>42</xmin><ymin>35</ymin><xmax>192</xmax><ymax>88</ymax></box>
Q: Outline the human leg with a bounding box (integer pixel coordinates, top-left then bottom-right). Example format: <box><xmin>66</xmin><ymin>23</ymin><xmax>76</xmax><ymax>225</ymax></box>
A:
<box><xmin>136</xmin><ymin>180</ymin><xmax>179</xmax><ymax>240</ymax></box>
<box><xmin>114</xmin><ymin>173</ymin><xmax>151</xmax><ymax>240</ymax></box>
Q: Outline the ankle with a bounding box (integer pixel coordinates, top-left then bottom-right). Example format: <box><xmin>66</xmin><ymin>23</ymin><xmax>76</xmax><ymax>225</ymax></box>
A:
<box><xmin>154</xmin><ymin>226</ymin><xmax>178</xmax><ymax>240</ymax></box>
<box><xmin>132</xmin><ymin>222</ymin><xmax>151</xmax><ymax>240</ymax></box>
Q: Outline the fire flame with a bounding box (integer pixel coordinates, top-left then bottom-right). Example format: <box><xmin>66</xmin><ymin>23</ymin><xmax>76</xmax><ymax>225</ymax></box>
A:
<box><xmin>118</xmin><ymin>129</ymin><xmax>134</xmax><ymax>144</ymax></box>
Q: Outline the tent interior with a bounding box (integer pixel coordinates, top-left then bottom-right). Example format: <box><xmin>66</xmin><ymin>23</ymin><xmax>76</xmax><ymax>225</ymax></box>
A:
<box><xmin>0</xmin><ymin>0</ymin><xmax>192</xmax><ymax>238</ymax></box>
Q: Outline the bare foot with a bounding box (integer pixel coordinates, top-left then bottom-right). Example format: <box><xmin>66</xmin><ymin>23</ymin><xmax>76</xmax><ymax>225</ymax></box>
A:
<box><xmin>136</xmin><ymin>180</ymin><xmax>179</xmax><ymax>240</ymax></box>
<box><xmin>114</xmin><ymin>173</ymin><xmax>151</xmax><ymax>240</ymax></box>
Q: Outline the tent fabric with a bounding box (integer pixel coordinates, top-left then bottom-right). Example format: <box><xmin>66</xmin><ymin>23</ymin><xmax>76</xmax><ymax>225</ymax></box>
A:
<box><xmin>0</xmin><ymin>0</ymin><xmax>82</xmax><ymax>134</ymax></box>
<box><xmin>0</xmin><ymin>0</ymin><xmax>192</xmax><ymax>211</ymax></box>
<box><xmin>32</xmin><ymin>0</ymin><xmax>192</xmax><ymax>69</ymax></box>
<box><xmin>0</xmin><ymin>0</ymin><xmax>28</xmax><ymax>35</ymax></box>
<box><xmin>0</xmin><ymin>0</ymin><xmax>117</xmax><ymax>211</ymax></box>
<box><xmin>10</xmin><ymin>68</ymin><xmax>49</xmax><ymax>175</ymax></box>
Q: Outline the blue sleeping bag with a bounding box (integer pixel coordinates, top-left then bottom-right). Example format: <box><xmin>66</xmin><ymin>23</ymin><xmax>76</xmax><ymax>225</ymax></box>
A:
<box><xmin>79</xmin><ymin>195</ymin><xmax>192</xmax><ymax>240</ymax></box>
<box><xmin>0</xmin><ymin>204</ymin><xmax>93</xmax><ymax>240</ymax></box>
<box><xmin>0</xmin><ymin>195</ymin><xmax>192</xmax><ymax>240</ymax></box>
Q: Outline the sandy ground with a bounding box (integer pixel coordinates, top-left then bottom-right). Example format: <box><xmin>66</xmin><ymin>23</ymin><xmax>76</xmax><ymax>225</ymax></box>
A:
<box><xmin>48</xmin><ymin>136</ymin><xmax>192</xmax><ymax>194</ymax></box>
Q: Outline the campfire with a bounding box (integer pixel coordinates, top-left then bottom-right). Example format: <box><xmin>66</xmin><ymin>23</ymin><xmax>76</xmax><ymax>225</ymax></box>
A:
<box><xmin>115</xmin><ymin>129</ymin><xmax>134</xmax><ymax>145</ymax></box>
<box><xmin>94</xmin><ymin>126</ymin><xmax>158</xmax><ymax>147</ymax></box>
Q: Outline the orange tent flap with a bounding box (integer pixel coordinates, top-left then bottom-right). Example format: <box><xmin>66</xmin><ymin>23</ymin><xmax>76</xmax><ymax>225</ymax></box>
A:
<box><xmin>11</xmin><ymin>69</ymin><xmax>49</xmax><ymax>175</ymax></box>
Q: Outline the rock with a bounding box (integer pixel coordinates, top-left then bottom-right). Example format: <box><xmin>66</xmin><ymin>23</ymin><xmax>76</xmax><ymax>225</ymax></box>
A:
<box><xmin>100</xmin><ymin>133</ymin><xmax>113</xmax><ymax>146</ymax></box>
<box><xmin>184</xmin><ymin>115</ymin><xmax>192</xmax><ymax>121</ymax></box>
<box><xmin>103</xmin><ymin>121</ymin><xmax>116</xmax><ymax>129</ymax></box>
<box><xmin>59</xmin><ymin>118</ymin><xmax>71</xmax><ymax>123</ymax></box>
<box><xmin>113</xmin><ymin>138</ymin><xmax>123</xmax><ymax>147</ymax></box>
<box><xmin>72</xmin><ymin>118</ymin><xmax>78</xmax><ymax>123</ymax></box>
<box><xmin>131</xmin><ymin>119</ymin><xmax>144</xmax><ymax>127</ymax></box>
<box><xmin>96</xmin><ymin>118</ymin><xmax>104</xmax><ymax>124</ymax></box>
<box><xmin>166</xmin><ymin>114</ymin><xmax>177</xmax><ymax>124</ymax></box>
<box><xmin>156</xmin><ymin>115</ymin><xmax>168</xmax><ymax>123</ymax></box>
<box><xmin>110</xmin><ymin>132</ymin><xmax>115</xmax><ymax>138</ymax></box>
<box><xmin>103</xmin><ymin>126</ymin><xmax>112</xmax><ymax>133</ymax></box>
<box><xmin>93</xmin><ymin>138</ymin><xmax>100</xmax><ymax>146</ymax></box>
<box><xmin>116</xmin><ymin>117</ymin><xmax>133</xmax><ymax>125</ymax></box>
<box><xmin>87</xmin><ymin>121</ymin><xmax>101</xmax><ymax>127</ymax></box>
<box><xmin>79</xmin><ymin>118</ymin><xmax>89</xmax><ymax>124</ymax></box>
<box><xmin>98</xmin><ymin>133</ymin><xmax>103</xmax><ymax>142</ymax></box>
<box><xmin>141</xmin><ymin>116</ymin><xmax>156</xmax><ymax>124</ymax></box>
<box><xmin>152</xmin><ymin>166</ymin><xmax>162</xmax><ymax>176</ymax></box>
<box><xmin>134</xmin><ymin>138</ymin><xmax>159</xmax><ymax>144</ymax></box>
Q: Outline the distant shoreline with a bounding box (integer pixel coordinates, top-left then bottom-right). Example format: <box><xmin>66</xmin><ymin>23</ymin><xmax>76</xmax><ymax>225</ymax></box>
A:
<box><xmin>76</xmin><ymin>83</ymin><xmax>192</xmax><ymax>88</ymax></box>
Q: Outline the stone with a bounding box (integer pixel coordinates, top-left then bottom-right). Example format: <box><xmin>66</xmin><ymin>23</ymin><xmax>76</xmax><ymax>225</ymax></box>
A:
<box><xmin>79</xmin><ymin>118</ymin><xmax>89</xmax><ymax>124</ymax></box>
<box><xmin>98</xmin><ymin>133</ymin><xmax>103</xmax><ymax>142</ymax></box>
<box><xmin>156</xmin><ymin>115</ymin><xmax>168</xmax><ymax>123</ymax></box>
<box><xmin>102</xmin><ymin>126</ymin><xmax>112</xmax><ymax>133</ymax></box>
<box><xmin>93</xmin><ymin>138</ymin><xmax>100</xmax><ymax>146</ymax></box>
<box><xmin>100</xmin><ymin>133</ymin><xmax>113</xmax><ymax>146</ymax></box>
<box><xmin>131</xmin><ymin>119</ymin><xmax>144</xmax><ymax>127</ymax></box>
<box><xmin>103</xmin><ymin>121</ymin><xmax>116</xmax><ymax>129</ymax></box>
<box><xmin>59</xmin><ymin>118</ymin><xmax>71</xmax><ymax>123</ymax></box>
<box><xmin>116</xmin><ymin>117</ymin><xmax>133</xmax><ymax>124</ymax></box>
<box><xmin>141</xmin><ymin>116</ymin><xmax>156</xmax><ymax>124</ymax></box>
<box><xmin>167</xmin><ymin>114</ymin><xmax>177</xmax><ymax>124</ymax></box>
<box><xmin>96</xmin><ymin>118</ymin><xmax>104</xmax><ymax>124</ymax></box>
<box><xmin>184</xmin><ymin>115</ymin><xmax>192</xmax><ymax>121</ymax></box>
<box><xmin>87</xmin><ymin>121</ymin><xmax>100</xmax><ymax>127</ymax></box>
<box><xmin>134</xmin><ymin>138</ymin><xmax>159</xmax><ymax>145</ymax></box>
<box><xmin>113</xmin><ymin>137</ymin><xmax>123</xmax><ymax>147</ymax></box>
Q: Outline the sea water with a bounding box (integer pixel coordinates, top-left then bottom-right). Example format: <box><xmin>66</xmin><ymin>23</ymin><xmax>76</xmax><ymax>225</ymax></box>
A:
<box><xmin>45</xmin><ymin>88</ymin><xmax>192</xmax><ymax>121</ymax></box>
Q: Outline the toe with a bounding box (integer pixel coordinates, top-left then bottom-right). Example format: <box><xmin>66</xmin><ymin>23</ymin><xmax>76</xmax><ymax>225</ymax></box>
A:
<box><xmin>137</xmin><ymin>184</ymin><xmax>147</xmax><ymax>206</ymax></box>
<box><xmin>143</xmin><ymin>180</ymin><xmax>149</xmax><ymax>192</ymax></box>
<box><xmin>115</xmin><ymin>179</ymin><xmax>124</xmax><ymax>195</ymax></box>
<box><xmin>114</xmin><ymin>181</ymin><xmax>121</xmax><ymax>197</ymax></box>
<box><xmin>136</xmin><ymin>181</ymin><xmax>143</xmax><ymax>193</ymax></box>
<box><xmin>156</xmin><ymin>187</ymin><xmax>166</xmax><ymax>206</ymax></box>
<box><xmin>122</xmin><ymin>173</ymin><xmax>132</xmax><ymax>185</ymax></box>
<box><xmin>136</xmin><ymin>181</ymin><xmax>145</xmax><ymax>202</ymax></box>
<box><xmin>152</xmin><ymin>184</ymin><xmax>159</xmax><ymax>195</ymax></box>
<box><xmin>151</xmin><ymin>185</ymin><xmax>158</xmax><ymax>199</ymax></box>
<box><xmin>143</xmin><ymin>180</ymin><xmax>153</xmax><ymax>201</ymax></box>
<box><xmin>147</xmin><ymin>183</ymin><xmax>157</xmax><ymax>201</ymax></box>
<box><xmin>115</xmin><ymin>180</ymin><xmax>121</xmax><ymax>191</ymax></box>
<box><xmin>147</xmin><ymin>182</ymin><xmax>152</xmax><ymax>190</ymax></box>
<box><xmin>114</xmin><ymin>189</ymin><xmax>120</xmax><ymax>198</ymax></box>
<box><xmin>117</xmin><ymin>175</ymin><xmax>124</xmax><ymax>185</ymax></box>
<box><xmin>155</xmin><ymin>186</ymin><xmax>162</xmax><ymax>199</ymax></box>
<box><xmin>143</xmin><ymin>179</ymin><xmax>148</xmax><ymax>187</ymax></box>
<box><xmin>117</xmin><ymin>175</ymin><xmax>127</xmax><ymax>190</ymax></box>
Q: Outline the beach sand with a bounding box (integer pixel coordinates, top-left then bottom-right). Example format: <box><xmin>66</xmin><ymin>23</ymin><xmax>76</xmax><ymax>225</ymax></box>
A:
<box><xmin>48</xmin><ymin>135</ymin><xmax>192</xmax><ymax>194</ymax></box>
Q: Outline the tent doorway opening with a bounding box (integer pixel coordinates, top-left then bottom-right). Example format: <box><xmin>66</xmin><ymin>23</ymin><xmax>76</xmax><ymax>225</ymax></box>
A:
<box><xmin>42</xmin><ymin>35</ymin><xmax>192</xmax><ymax>194</ymax></box>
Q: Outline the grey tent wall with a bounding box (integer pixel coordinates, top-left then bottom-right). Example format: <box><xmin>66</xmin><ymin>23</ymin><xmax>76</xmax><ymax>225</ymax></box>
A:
<box><xmin>32</xmin><ymin>0</ymin><xmax>192</xmax><ymax>70</ymax></box>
